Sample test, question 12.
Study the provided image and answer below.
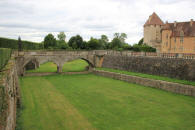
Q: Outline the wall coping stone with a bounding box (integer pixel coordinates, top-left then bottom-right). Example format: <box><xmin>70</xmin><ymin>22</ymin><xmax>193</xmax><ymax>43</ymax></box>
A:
<box><xmin>93</xmin><ymin>70</ymin><xmax>195</xmax><ymax>97</ymax></box>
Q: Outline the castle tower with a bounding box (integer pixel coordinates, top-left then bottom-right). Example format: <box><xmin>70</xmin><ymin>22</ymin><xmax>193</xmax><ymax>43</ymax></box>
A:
<box><xmin>144</xmin><ymin>12</ymin><xmax>164</xmax><ymax>52</ymax></box>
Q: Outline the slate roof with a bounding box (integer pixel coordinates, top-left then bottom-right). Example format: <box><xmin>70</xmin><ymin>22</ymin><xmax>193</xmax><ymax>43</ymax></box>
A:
<box><xmin>144</xmin><ymin>12</ymin><xmax>164</xmax><ymax>27</ymax></box>
<box><xmin>162</xmin><ymin>21</ymin><xmax>195</xmax><ymax>37</ymax></box>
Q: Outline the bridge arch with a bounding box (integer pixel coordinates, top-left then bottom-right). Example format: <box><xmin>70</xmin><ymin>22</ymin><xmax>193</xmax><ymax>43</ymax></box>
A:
<box><xmin>22</xmin><ymin>57</ymin><xmax>60</xmax><ymax>75</ymax></box>
<box><xmin>16</xmin><ymin>50</ymin><xmax>107</xmax><ymax>75</ymax></box>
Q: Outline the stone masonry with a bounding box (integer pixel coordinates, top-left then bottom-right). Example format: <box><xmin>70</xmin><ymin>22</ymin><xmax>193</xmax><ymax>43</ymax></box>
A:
<box><xmin>0</xmin><ymin>57</ymin><xmax>19</xmax><ymax>130</ymax></box>
<box><xmin>93</xmin><ymin>70</ymin><xmax>195</xmax><ymax>97</ymax></box>
<box><xmin>101</xmin><ymin>55</ymin><xmax>195</xmax><ymax>81</ymax></box>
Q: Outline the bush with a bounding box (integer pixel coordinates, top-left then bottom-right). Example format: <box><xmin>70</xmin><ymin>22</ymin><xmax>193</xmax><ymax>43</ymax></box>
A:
<box><xmin>0</xmin><ymin>48</ymin><xmax>12</xmax><ymax>71</ymax></box>
<box><xmin>132</xmin><ymin>44</ymin><xmax>156</xmax><ymax>52</ymax></box>
<box><xmin>0</xmin><ymin>37</ymin><xmax>43</xmax><ymax>50</ymax></box>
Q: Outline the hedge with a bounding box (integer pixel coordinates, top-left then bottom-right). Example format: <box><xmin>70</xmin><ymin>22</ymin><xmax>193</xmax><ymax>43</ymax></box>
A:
<box><xmin>0</xmin><ymin>48</ymin><xmax>12</xmax><ymax>71</ymax></box>
<box><xmin>0</xmin><ymin>37</ymin><xmax>43</xmax><ymax>50</ymax></box>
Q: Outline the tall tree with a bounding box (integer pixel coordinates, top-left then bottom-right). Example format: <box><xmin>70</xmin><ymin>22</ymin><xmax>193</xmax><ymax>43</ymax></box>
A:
<box><xmin>88</xmin><ymin>37</ymin><xmax>101</xmax><ymax>50</ymax></box>
<box><xmin>120</xmin><ymin>33</ymin><xmax>127</xmax><ymax>43</ymax></box>
<box><xmin>110</xmin><ymin>38</ymin><xmax>122</xmax><ymax>49</ymax></box>
<box><xmin>57</xmin><ymin>32</ymin><xmax>66</xmax><ymax>42</ymax></box>
<box><xmin>57</xmin><ymin>32</ymin><xmax>68</xmax><ymax>49</ymax></box>
<box><xmin>138</xmin><ymin>38</ymin><xmax>144</xmax><ymax>45</ymax></box>
<box><xmin>99</xmin><ymin>35</ymin><xmax>109</xmax><ymax>49</ymax></box>
<box><xmin>44</xmin><ymin>33</ymin><xmax>57</xmax><ymax>49</ymax></box>
<box><xmin>113</xmin><ymin>33</ymin><xmax>127</xmax><ymax>43</ymax></box>
<box><xmin>18</xmin><ymin>36</ymin><xmax>22</xmax><ymax>51</ymax></box>
<box><xmin>68</xmin><ymin>35</ymin><xmax>83</xmax><ymax>49</ymax></box>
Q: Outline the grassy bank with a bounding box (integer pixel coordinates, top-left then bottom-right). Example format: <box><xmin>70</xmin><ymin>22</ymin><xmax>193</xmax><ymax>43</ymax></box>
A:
<box><xmin>27</xmin><ymin>59</ymin><xmax>88</xmax><ymax>73</ymax></box>
<box><xmin>96</xmin><ymin>67</ymin><xmax>195</xmax><ymax>86</ymax></box>
<box><xmin>18</xmin><ymin>74</ymin><xmax>195</xmax><ymax>130</ymax></box>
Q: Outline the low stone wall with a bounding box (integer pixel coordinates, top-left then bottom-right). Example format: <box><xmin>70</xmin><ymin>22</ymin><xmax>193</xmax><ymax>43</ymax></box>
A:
<box><xmin>93</xmin><ymin>70</ymin><xmax>195</xmax><ymax>97</ymax></box>
<box><xmin>0</xmin><ymin>58</ymin><xmax>19</xmax><ymax>130</ymax></box>
<box><xmin>24</xmin><ymin>71</ymin><xmax>90</xmax><ymax>76</ymax></box>
<box><xmin>101</xmin><ymin>55</ymin><xmax>195</xmax><ymax>81</ymax></box>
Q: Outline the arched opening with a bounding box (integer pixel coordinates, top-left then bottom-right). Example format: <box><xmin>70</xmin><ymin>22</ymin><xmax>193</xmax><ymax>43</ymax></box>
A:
<box><xmin>25</xmin><ymin>61</ymin><xmax>37</xmax><ymax>70</ymax></box>
<box><xmin>22</xmin><ymin>59</ymin><xmax>39</xmax><ymax>75</ymax></box>
<box><xmin>26</xmin><ymin>61</ymin><xmax>57</xmax><ymax>73</ymax></box>
<box><xmin>62</xmin><ymin>58</ymin><xmax>93</xmax><ymax>72</ymax></box>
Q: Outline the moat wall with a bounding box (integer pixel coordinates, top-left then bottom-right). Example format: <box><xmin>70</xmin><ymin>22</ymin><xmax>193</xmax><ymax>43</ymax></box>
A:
<box><xmin>0</xmin><ymin>58</ymin><xmax>19</xmax><ymax>130</ymax></box>
<box><xmin>93</xmin><ymin>70</ymin><xmax>195</xmax><ymax>97</ymax></box>
<box><xmin>102</xmin><ymin>55</ymin><xmax>195</xmax><ymax>81</ymax></box>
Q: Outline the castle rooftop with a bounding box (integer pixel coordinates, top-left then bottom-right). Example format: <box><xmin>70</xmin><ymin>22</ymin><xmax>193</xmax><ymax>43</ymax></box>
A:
<box><xmin>162</xmin><ymin>20</ymin><xmax>195</xmax><ymax>37</ymax></box>
<box><xmin>144</xmin><ymin>12</ymin><xmax>164</xmax><ymax>27</ymax></box>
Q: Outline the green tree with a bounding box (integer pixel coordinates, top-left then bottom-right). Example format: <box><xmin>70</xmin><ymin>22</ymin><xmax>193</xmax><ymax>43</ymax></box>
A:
<box><xmin>18</xmin><ymin>36</ymin><xmax>22</xmax><ymax>51</ymax></box>
<box><xmin>111</xmin><ymin>33</ymin><xmax>128</xmax><ymax>49</ymax></box>
<box><xmin>88</xmin><ymin>37</ymin><xmax>101</xmax><ymax>50</ymax></box>
<box><xmin>99</xmin><ymin>35</ymin><xmax>109</xmax><ymax>49</ymax></box>
<box><xmin>123</xmin><ymin>43</ymin><xmax>132</xmax><ymax>50</ymax></box>
<box><xmin>57</xmin><ymin>32</ymin><xmax>66</xmax><ymax>41</ymax></box>
<box><xmin>140</xmin><ymin>44</ymin><xmax>156</xmax><ymax>52</ymax></box>
<box><xmin>110</xmin><ymin>38</ymin><xmax>122</xmax><ymax>49</ymax></box>
<box><xmin>138</xmin><ymin>38</ymin><xmax>144</xmax><ymax>45</ymax></box>
<box><xmin>68</xmin><ymin>35</ymin><xmax>83</xmax><ymax>49</ymax></box>
<box><xmin>114</xmin><ymin>33</ymin><xmax>127</xmax><ymax>43</ymax></box>
<box><xmin>44</xmin><ymin>33</ymin><xmax>57</xmax><ymax>49</ymax></box>
<box><xmin>57</xmin><ymin>32</ymin><xmax>68</xmax><ymax>49</ymax></box>
<box><xmin>132</xmin><ymin>44</ymin><xmax>141</xmax><ymax>52</ymax></box>
<box><xmin>120</xmin><ymin>33</ymin><xmax>127</xmax><ymax>43</ymax></box>
<box><xmin>82</xmin><ymin>41</ymin><xmax>89</xmax><ymax>50</ymax></box>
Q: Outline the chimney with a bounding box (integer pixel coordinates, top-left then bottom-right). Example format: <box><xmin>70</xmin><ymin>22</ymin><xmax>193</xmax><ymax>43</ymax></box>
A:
<box><xmin>190</xmin><ymin>19</ymin><xmax>193</xmax><ymax>26</ymax></box>
<box><xmin>174</xmin><ymin>21</ymin><xmax>177</xmax><ymax>27</ymax></box>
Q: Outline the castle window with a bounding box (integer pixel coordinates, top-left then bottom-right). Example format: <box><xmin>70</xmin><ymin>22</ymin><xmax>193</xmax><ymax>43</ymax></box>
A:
<box><xmin>166</xmin><ymin>34</ymin><xmax>168</xmax><ymax>39</ymax></box>
<box><xmin>174</xmin><ymin>37</ymin><xmax>176</xmax><ymax>43</ymax></box>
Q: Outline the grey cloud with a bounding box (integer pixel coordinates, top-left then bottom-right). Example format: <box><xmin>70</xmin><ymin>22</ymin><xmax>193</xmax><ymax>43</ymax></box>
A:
<box><xmin>0</xmin><ymin>0</ymin><xmax>194</xmax><ymax>44</ymax></box>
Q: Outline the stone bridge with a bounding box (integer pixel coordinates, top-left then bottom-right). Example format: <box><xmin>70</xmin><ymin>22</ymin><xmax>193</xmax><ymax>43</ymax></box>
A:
<box><xmin>15</xmin><ymin>50</ymin><xmax>107</xmax><ymax>76</ymax></box>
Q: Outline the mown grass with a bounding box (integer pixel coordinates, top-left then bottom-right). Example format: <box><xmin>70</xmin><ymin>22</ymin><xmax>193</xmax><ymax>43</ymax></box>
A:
<box><xmin>96</xmin><ymin>67</ymin><xmax>195</xmax><ymax>86</ymax></box>
<box><xmin>27</xmin><ymin>59</ymin><xmax>88</xmax><ymax>73</ymax></box>
<box><xmin>18</xmin><ymin>74</ymin><xmax>195</xmax><ymax>130</ymax></box>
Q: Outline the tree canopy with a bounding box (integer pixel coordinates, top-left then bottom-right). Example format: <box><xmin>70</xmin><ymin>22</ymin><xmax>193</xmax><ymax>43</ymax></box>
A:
<box><xmin>44</xmin><ymin>33</ymin><xmax>57</xmax><ymax>49</ymax></box>
<box><xmin>42</xmin><ymin>32</ymin><xmax>156</xmax><ymax>52</ymax></box>
<box><xmin>68</xmin><ymin>35</ymin><xmax>83</xmax><ymax>49</ymax></box>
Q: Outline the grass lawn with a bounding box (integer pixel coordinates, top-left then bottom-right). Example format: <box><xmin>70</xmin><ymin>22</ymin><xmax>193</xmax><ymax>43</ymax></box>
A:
<box><xmin>96</xmin><ymin>67</ymin><xmax>195</xmax><ymax>86</ymax></box>
<box><xmin>27</xmin><ymin>59</ymin><xmax>88</xmax><ymax>73</ymax></box>
<box><xmin>18</xmin><ymin>74</ymin><xmax>195</xmax><ymax>130</ymax></box>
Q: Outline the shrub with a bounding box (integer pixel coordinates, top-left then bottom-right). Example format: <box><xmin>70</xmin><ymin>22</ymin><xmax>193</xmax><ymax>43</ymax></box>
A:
<box><xmin>0</xmin><ymin>37</ymin><xmax>43</xmax><ymax>50</ymax></box>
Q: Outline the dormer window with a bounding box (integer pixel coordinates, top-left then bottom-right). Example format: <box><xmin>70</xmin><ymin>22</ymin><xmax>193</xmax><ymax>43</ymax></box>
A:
<box><xmin>180</xmin><ymin>31</ymin><xmax>184</xmax><ymax>43</ymax></box>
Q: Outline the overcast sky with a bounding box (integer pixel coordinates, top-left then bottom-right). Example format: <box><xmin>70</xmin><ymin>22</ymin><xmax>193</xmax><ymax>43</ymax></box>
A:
<box><xmin>0</xmin><ymin>0</ymin><xmax>194</xmax><ymax>44</ymax></box>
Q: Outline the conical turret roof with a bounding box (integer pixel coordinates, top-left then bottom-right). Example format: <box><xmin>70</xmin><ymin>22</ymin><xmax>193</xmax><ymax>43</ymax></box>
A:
<box><xmin>144</xmin><ymin>12</ymin><xmax>164</xmax><ymax>27</ymax></box>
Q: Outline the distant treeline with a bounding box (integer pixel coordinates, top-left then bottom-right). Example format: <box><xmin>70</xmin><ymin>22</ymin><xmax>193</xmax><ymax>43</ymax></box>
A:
<box><xmin>43</xmin><ymin>32</ymin><xmax>156</xmax><ymax>52</ymax></box>
<box><xmin>0</xmin><ymin>48</ymin><xmax>12</xmax><ymax>71</ymax></box>
<box><xmin>0</xmin><ymin>37</ymin><xmax>43</xmax><ymax>50</ymax></box>
<box><xmin>0</xmin><ymin>33</ymin><xmax>156</xmax><ymax>52</ymax></box>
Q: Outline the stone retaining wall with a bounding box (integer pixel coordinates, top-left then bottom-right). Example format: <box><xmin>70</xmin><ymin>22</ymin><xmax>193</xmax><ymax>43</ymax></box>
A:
<box><xmin>24</xmin><ymin>71</ymin><xmax>90</xmax><ymax>76</ymax></box>
<box><xmin>101</xmin><ymin>55</ymin><xmax>195</xmax><ymax>81</ymax></box>
<box><xmin>93</xmin><ymin>70</ymin><xmax>195</xmax><ymax>97</ymax></box>
<box><xmin>0</xmin><ymin>58</ymin><xmax>19</xmax><ymax>130</ymax></box>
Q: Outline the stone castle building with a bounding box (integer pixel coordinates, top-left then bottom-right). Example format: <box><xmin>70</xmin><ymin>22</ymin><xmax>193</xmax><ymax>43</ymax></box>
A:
<box><xmin>144</xmin><ymin>12</ymin><xmax>195</xmax><ymax>53</ymax></box>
